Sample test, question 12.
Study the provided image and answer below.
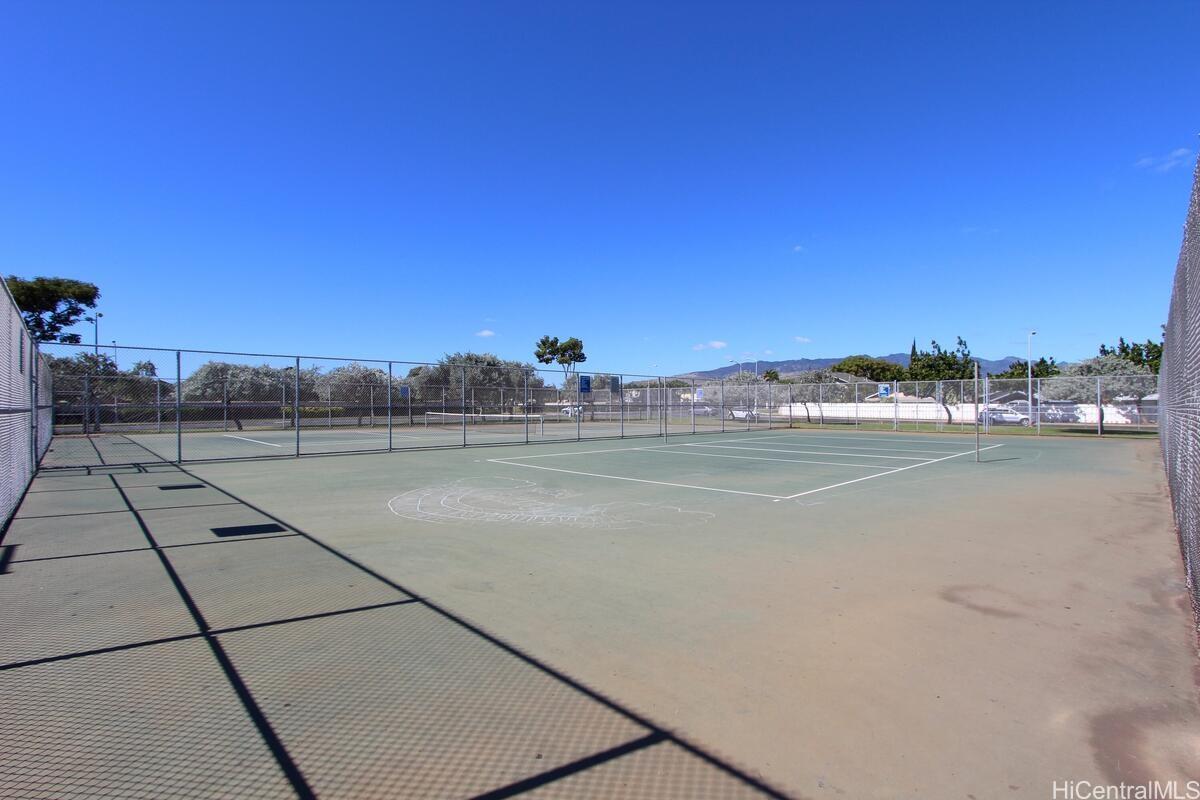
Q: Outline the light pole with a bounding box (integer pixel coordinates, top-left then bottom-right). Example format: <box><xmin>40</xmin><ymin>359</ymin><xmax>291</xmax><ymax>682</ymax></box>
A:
<box><xmin>728</xmin><ymin>358</ymin><xmax>739</xmax><ymax>377</ymax></box>
<box><xmin>1027</xmin><ymin>330</ymin><xmax>1037</xmax><ymax>421</ymax></box>
<box><xmin>92</xmin><ymin>312</ymin><xmax>103</xmax><ymax>356</ymax></box>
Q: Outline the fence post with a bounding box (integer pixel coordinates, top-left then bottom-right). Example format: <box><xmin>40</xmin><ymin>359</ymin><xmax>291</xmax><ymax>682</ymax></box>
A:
<box><xmin>1097</xmin><ymin>377</ymin><xmax>1103</xmax><ymax>435</ymax></box>
<box><xmin>619</xmin><ymin>376</ymin><xmax>624</xmax><ymax>439</ymax></box>
<box><xmin>1036</xmin><ymin>378</ymin><xmax>1041</xmax><ymax>435</ymax></box>
<box><xmin>661</xmin><ymin>377</ymin><xmax>667</xmax><ymax>439</ymax></box>
<box><xmin>767</xmin><ymin>383</ymin><xmax>773</xmax><ymax>430</ymax></box>
<box><xmin>974</xmin><ymin>362</ymin><xmax>980</xmax><ymax>461</ymax></box>
<box><xmin>524</xmin><ymin>371</ymin><xmax>530</xmax><ymax>444</ymax></box>
<box><xmin>222</xmin><ymin>380</ymin><xmax>228</xmax><ymax>431</ymax></box>
<box><xmin>28</xmin><ymin>339</ymin><xmax>37</xmax><ymax>469</ymax></box>
<box><xmin>83</xmin><ymin>373</ymin><xmax>90</xmax><ymax>435</ymax></box>
<box><xmin>720</xmin><ymin>379</ymin><xmax>726</xmax><ymax>433</ymax></box>
<box><xmin>893</xmin><ymin>381</ymin><xmax>899</xmax><ymax>431</ymax></box>
<box><xmin>387</xmin><ymin>363</ymin><xmax>393</xmax><ymax>452</ymax></box>
<box><xmin>818</xmin><ymin>382</ymin><xmax>824</xmax><ymax>427</ymax></box>
<box><xmin>370</xmin><ymin>385</ymin><xmax>375</xmax><ymax>428</ymax></box>
<box><xmin>461</xmin><ymin>366</ymin><xmax>468</xmax><ymax>447</ymax></box>
<box><xmin>175</xmin><ymin>351</ymin><xmax>182</xmax><ymax>463</ymax></box>
<box><xmin>294</xmin><ymin>357</ymin><xmax>301</xmax><ymax>457</ymax></box>
<box><xmin>854</xmin><ymin>382</ymin><xmax>859</xmax><ymax>428</ymax></box>
<box><xmin>691</xmin><ymin>380</ymin><xmax>697</xmax><ymax>434</ymax></box>
<box><xmin>156</xmin><ymin>379</ymin><xmax>162</xmax><ymax>433</ymax></box>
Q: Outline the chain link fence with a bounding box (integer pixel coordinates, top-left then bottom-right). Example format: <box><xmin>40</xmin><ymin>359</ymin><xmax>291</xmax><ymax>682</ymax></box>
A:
<box><xmin>1</xmin><ymin>278</ymin><xmax>52</xmax><ymax>527</ymax></box>
<box><xmin>33</xmin><ymin>339</ymin><xmax>1159</xmax><ymax>470</ymax></box>
<box><xmin>1161</xmin><ymin>157</ymin><xmax>1200</xmax><ymax>621</ymax></box>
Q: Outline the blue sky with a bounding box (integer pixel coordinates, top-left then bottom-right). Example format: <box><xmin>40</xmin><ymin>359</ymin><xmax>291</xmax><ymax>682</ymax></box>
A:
<box><xmin>2</xmin><ymin>1</ymin><xmax>1197</xmax><ymax>376</ymax></box>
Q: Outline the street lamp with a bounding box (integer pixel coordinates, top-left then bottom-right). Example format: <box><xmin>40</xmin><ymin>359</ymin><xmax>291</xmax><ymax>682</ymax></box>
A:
<box><xmin>728</xmin><ymin>358</ymin><xmax>739</xmax><ymax>377</ymax></box>
<box><xmin>1027</xmin><ymin>330</ymin><xmax>1037</xmax><ymax>422</ymax></box>
<box><xmin>91</xmin><ymin>312</ymin><xmax>103</xmax><ymax>356</ymax></box>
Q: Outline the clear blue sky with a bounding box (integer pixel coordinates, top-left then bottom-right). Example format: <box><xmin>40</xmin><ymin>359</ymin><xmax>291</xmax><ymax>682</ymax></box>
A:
<box><xmin>2</xmin><ymin>1</ymin><xmax>1197</xmax><ymax>376</ymax></box>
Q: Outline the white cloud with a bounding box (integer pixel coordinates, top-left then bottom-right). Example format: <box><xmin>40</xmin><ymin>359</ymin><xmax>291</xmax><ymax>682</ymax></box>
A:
<box><xmin>1135</xmin><ymin>148</ymin><xmax>1194</xmax><ymax>173</ymax></box>
<box><xmin>474</xmin><ymin>329</ymin><xmax>496</xmax><ymax>338</ymax></box>
<box><xmin>792</xmin><ymin>244</ymin><xmax>805</xmax><ymax>253</ymax></box>
<box><xmin>692</xmin><ymin>340</ymin><xmax>728</xmax><ymax>351</ymax></box>
<box><xmin>763</xmin><ymin>349</ymin><xmax>774</xmax><ymax>356</ymax></box>
<box><xmin>794</xmin><ymin>336</ymin><xmax>811</xmax><ymax>344</ymax></box>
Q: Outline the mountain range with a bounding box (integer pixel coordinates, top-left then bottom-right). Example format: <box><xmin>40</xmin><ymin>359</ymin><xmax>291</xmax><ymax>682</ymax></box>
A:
<box><xmin>680</xmin><ymin>353</ymin><xmax>1021</xmax><ymax>380</ymax></box>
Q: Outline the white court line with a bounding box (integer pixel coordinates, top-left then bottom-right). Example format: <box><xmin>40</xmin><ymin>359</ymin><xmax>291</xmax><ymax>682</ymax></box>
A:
<box><xmin>486</xmin><ymin>458</ymin><xmax>787</xmax><ymax>499</ymax></box>
<box><xmin>489</xmin><ymin>444</ymin><xmax>666</xmax><ymax>460</ymax></box>
<box><xmin>636</xmin><ymin>447</ymin><xmax>891</xmax><ymax>470</ymax></box>
<box><xmin>743</xmin><ymin>432</ymin><xmax>984</xmax><ymax>448</ymax></box>
<box><xmin>681</xmin><ymin>442</ymin><xmax>941</xmax><ymax>461</ymax></box>
<box><xmin>222</xmin><ymin>434</ymin><xmax>282</xmax><ymax>448</ymax></box>
<box><xmin>781</xmin><ymin>443</ymin><xmax>1004</xmax><ymax>499</ymax></box>
<box><xmin>698</xmin><ymin>435</ymin><xmax>963</xmax><ymax>456</ymax></box>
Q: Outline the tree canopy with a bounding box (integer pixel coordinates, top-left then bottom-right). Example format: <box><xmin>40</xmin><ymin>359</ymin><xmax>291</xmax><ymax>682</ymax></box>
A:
<box><xmin>990</xmin><ymin>357</ymin><xmax>1060</xmax><ymax>379</ymax></box>
<box><xmin>6</xmin><ymin>276</ymin><xmax>100</xmax><ymax>343</ymax></box>
<box><xmin>1099</xmin><ymin>335</ymin><xmax>1163</xmax><ymax>373</ymax></box>
<box><xmin>831</xmin><ymin>355</ymin><xmax>906</xmax><ymax>382</ymax></box>
<box><xmin>534</xmin><ymin>336</ymin><xmax>587</xmax><ymax>386</ymax></box>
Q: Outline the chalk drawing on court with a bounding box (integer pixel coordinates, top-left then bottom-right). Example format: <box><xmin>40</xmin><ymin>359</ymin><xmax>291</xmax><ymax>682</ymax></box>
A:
<box><xmin>387</xmin><ymin>476</ymin><xmax>714</xmax><ymax>529</ymax></box>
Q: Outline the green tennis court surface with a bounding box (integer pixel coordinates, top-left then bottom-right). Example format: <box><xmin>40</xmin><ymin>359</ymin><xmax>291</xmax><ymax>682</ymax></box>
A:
<box><xmin>2</xmin><ymin>428</ymin><xmax>1197</xmax><ymax>797</ymax></box>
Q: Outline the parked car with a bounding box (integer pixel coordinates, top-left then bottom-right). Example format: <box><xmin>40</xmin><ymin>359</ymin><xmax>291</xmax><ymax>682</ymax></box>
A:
<box><xmin>690</xmin><ymin>405</ymin><xmax>717</xmax><ymax>416</ymax></box>
<box><xmin>559</xmin><ymin>405</ymin><xmax>584</xmax><ymax>417</ymax></box>
<box><xmin>728</xmin><ymin>407</ymin><xmax>759</xmax><ymax>421</ymax></box>
<box><xmin>978</xmin><ymin>407</ymin><xmax>1031</xmax><ymax>426</ymax></box>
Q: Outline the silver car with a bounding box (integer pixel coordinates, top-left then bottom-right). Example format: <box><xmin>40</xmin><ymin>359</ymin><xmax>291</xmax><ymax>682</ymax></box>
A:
<box><xmin>978</xmin><ymin>407</ymin><xmax>1031</xmax><ymax>426</ymax></box>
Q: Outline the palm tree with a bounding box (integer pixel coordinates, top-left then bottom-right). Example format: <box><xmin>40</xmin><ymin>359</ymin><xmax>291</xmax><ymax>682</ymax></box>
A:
<box><xmin>762</xmin><ymin>369</ymin><xmax>780</xmax><ymax>383</ymax></box>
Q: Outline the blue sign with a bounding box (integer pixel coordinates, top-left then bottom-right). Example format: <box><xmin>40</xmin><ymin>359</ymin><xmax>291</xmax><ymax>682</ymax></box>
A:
<box><xmin>696</xmin><ymin>388</ymin><xmax>704</xmax><ymax>400</ymax></box>
<box><xmin>878</xmin><ymin>384</ymin><xmax>891</xmax><ymax>398</ymax></box>
<box><xmin>610</xmin><ymin>376</ymin><xmax>621</xmax><ymax>393</ymax></box>
<box><xmin>579</xmin><ymin>375</ymin><xmax>592</xmax><ymax>393</ymax></box>
<box><xmin>400</xmin><ymin>386</ymin><xmax>410</xmax><ymax>399</ymax></box>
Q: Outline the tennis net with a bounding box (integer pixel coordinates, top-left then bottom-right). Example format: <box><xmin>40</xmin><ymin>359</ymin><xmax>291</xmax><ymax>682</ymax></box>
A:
<box><xmin>423</xmin><ymin>411</ymin><xmax>544</xmax><ymax>434</ymax></box>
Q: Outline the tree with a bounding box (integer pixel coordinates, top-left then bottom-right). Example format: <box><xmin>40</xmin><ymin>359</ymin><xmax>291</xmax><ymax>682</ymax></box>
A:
<box><xmin>990</xmin><ymin>357</ymin><xmax>1060</xmax><ymax>379</ymax></box>
<box><xmin>907</xmin><ymin>338</ymin><xmax>974</xmax><ymax>382</ymax></box>
<box><xmin>762</xmin><ymin>369</ymin><xmax>780</xmax><ymax>383</ymax></box>
<box><xmin>534</xmin><ymin>336</ymin><xmax>587</xmax><ymax>387</ymax></box>
<box><xmin>831</xmin><ymin>355</ymin><xmax>906</xmax><ymax>382</ymax></box>
<box><xmin>405</xmin><ymin>352</ymin><xmax>545</xmax><ymax>399</ymax></box>
<box><xmin>1039</xmin><ymin>354</ymin><xmax>1155</xmax><ymax>402</ymax></box>
<box><xmin>6</xmin><ymin>276</ymin><xmax>100</xmax><ymax>343</ymax></box>
<box><xmin>1099</xmin><ymin>333</ymin><xmax>1163</xmax><ymax>373</ymax></box>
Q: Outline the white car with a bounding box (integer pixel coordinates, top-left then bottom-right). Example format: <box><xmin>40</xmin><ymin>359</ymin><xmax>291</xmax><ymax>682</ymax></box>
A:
<box><xmin>559</xmin><ymin>405</ymin><xmax>584</xmax><ymax>417</ymax></box>
<box><xmin>728</xmin><ymin>407</ymin><xmax>759</xmax><ymax>420</ymax></box>
<box><xmin>978</xmin><ymin>407</ymin><xmax>1031</xmax><ymax>427</ymax></box>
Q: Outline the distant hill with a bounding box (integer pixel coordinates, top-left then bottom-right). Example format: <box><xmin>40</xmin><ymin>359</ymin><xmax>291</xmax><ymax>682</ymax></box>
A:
<box><xmin>679</xmin><ymin>353</ymin><xmax>1021</xmax><ymax>380</ymax></box>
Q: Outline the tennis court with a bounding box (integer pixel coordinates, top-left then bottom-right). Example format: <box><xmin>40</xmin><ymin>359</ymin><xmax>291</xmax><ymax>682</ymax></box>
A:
<box><xmin>4</xmin><ymin>425</ymin><xmax>1197</xmax><ymax>798</ymax></box>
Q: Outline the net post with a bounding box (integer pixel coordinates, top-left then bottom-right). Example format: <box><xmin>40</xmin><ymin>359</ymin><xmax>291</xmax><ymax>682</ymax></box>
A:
<box><xmin>974</xmin><ymin>361</ymin><xmax>980</xmax><ymax>462</ymax></box>
<box><xmin>294</xmin><ymin>357</ymin><xmax>301</xmax><ymax>457</ymax></box>
<box><xmin>523</xmin><ymin>370</ymin><xmax>529</xmax><ymax>444</ymax></box>
<box><xmin>461</xmin><ymin>366</ymin><xmax>468</xmax><ymax>447</ymax></box>
<box><xmin>387</xmin><ymin>362</ymin><xmax>393</xmax><ymax>452</ymax></box>
<box><xmin>576</xmin><ymin>374</ymin><xmax>582</xmax><ymax>442</ymax></box>
<box><xmin>175</xmin><ymin>351</ymin><xmax>182</xmax><ymax>463</ymax></box>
